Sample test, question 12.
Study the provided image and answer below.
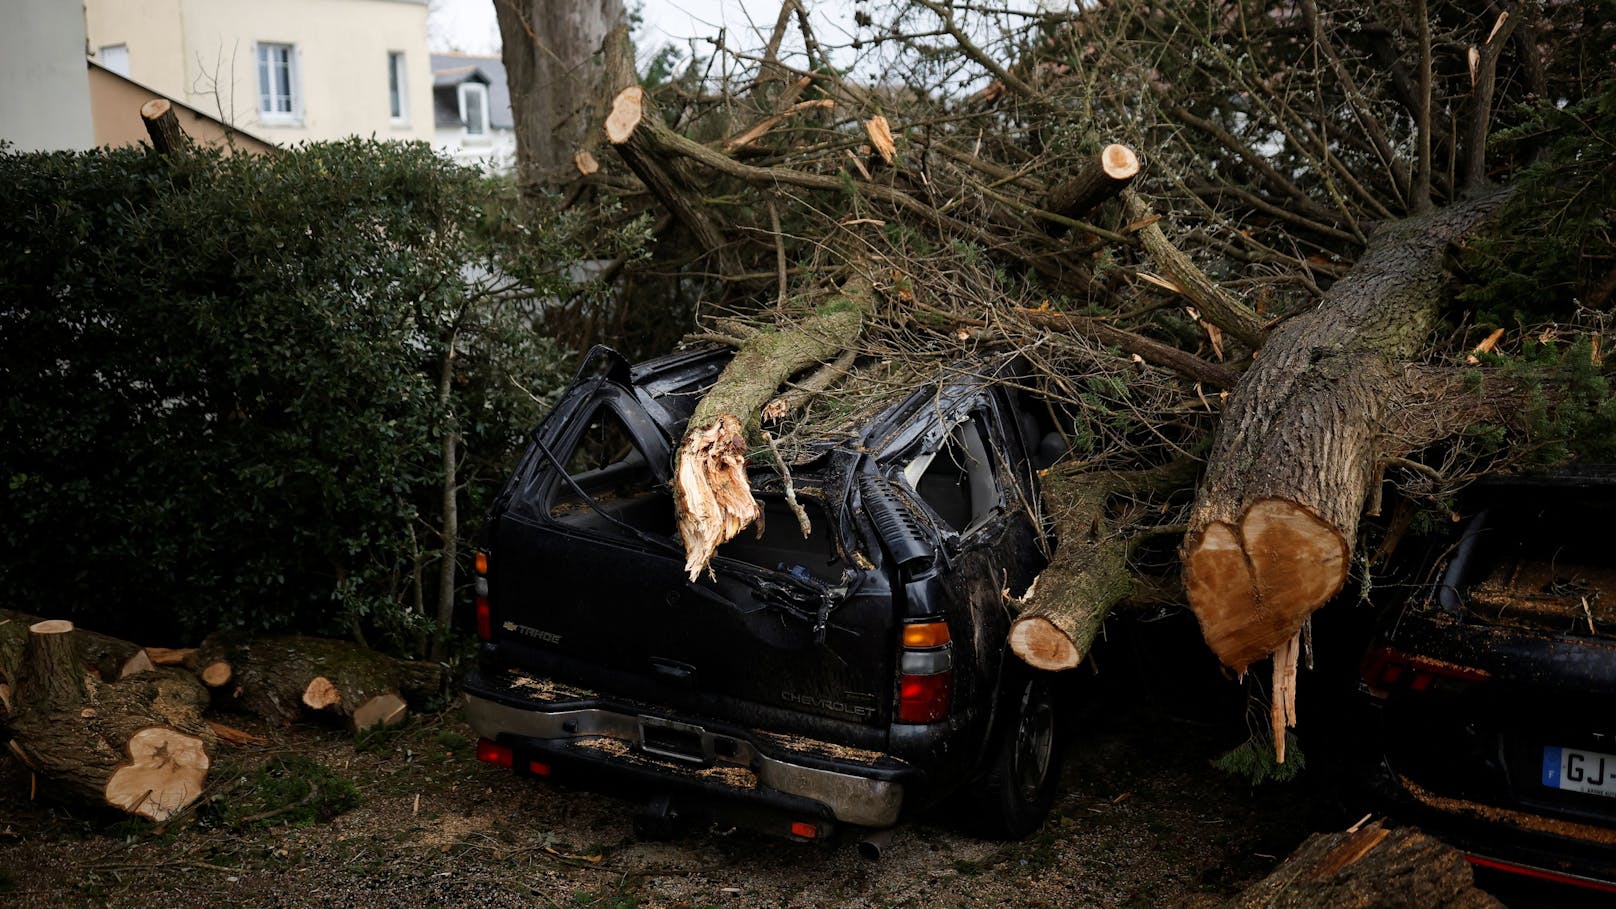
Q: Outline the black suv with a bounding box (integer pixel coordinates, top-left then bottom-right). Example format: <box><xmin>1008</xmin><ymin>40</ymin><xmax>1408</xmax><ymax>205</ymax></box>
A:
<box><xmin>1360</xmin><ymin>470</ymin><xmax>1616</xmax><ymax>895</ymax></box>
<box><xmin>462</xmin><ymin>345</ymin><xmax>1067</xmax><ymax>841</ymax></box>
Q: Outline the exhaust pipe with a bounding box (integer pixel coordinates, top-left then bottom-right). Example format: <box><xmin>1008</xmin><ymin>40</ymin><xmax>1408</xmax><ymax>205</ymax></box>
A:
<box><xmin>856</xmin><ymin>826</ymin><xmax>896</xmax><ymax>861</ymax></box>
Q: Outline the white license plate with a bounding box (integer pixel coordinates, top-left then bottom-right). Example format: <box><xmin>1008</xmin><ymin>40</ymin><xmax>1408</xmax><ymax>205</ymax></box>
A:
<box><xmin>1543</xmin><ymin>746</ymin><xmax>1616</xmax><ymax>797</ymax></box>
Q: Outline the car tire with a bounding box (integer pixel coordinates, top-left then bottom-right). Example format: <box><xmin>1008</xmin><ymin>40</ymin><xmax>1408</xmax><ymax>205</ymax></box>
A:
<box><xmin>964</xmin><ymin>671</ymin><xmax>1063</xmax><ymax>840</ymax></box>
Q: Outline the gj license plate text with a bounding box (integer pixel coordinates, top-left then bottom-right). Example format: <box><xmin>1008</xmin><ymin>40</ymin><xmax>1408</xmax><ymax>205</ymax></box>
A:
<box><xmin>1543</xmin><ymin>746</ymin><xmax>1616</xmax><ymax>797</ymax></box>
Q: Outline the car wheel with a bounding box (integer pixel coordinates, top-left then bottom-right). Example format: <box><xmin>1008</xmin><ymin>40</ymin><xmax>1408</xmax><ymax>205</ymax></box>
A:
<box><xmin>965</xmin><ymin>672</ymin><xmax>1062</xmax><ymax>839</ymax></box>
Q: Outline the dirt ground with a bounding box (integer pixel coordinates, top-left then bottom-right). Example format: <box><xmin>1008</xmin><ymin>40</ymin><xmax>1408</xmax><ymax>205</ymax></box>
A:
<box><xmin>0</xmin><ymin>619</ymin><xmax>1354</xmax><ymax>909</ymax></box>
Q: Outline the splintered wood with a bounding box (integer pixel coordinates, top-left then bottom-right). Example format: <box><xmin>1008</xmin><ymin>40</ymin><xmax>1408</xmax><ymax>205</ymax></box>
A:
<box><xmin>674</xmin><ymin>414</ymin><xmax>761</xmax><ymax>581</ymax></box>
<box><xmin>1271</xmin><ymin>631</ymin><xmax>1300</xmax><ymax>763</ymax></box>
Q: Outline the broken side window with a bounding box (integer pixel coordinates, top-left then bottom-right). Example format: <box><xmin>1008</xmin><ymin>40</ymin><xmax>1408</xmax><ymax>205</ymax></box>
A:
<box><xmin>547</xmin><ymin>402</ymin><xmax>674</xmax><ymax>536</ymax></box>
<box><xmin>905</xmin><ymin>415</ymin><xmax>1002</xmax><ymax>533</ymax></box>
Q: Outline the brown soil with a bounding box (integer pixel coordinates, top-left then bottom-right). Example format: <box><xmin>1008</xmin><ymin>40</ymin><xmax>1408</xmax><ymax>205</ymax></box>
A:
<box><xmin>0</xmin><ymin>625</ymin><xmax>1346</xmax><ymax>909</ymax></box>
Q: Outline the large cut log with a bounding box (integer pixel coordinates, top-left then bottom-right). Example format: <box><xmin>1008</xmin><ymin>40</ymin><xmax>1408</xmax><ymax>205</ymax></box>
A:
<box><xmin>1009</xmin><ymin>462</ymin><xmax>1195</xmax><ymax>671</ymax></box>
<box><xmin>1</xmin><ymin>608</ymin><xmax>155</xmax><ymax>682</ymax></box>
<box><xmin>1218</xmin><ymin>821</ymin><xmax>1501</xmax><ymax>909</ymax></box>
<box><xmin>5</xmin><ymin>620</ymin><xmax>214</xmax><ymax>822</ymax></box>
<box><xmin>1183</xmin><ymin>193</ymin><xmax>1513</xmax><ymax>676</ymax></box>
<box><xmin>671</xmin><ymin>277</ymin><xmax>874</xmax><ymax>580</ymax></box>
<box><xmin>198</xmin><ymin>635</ymin><xmax>443</xmax><ymax>730</ymax></box>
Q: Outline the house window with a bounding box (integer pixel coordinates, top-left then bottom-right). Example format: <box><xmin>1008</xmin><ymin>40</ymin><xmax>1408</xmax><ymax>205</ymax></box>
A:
<box><xmin>388</xmin><ymin>51</ymin><xmax>408</xmax><ymax>124</ymax></box>
<box><xmin>458</xmin><ymin>82</ymin><xmax>489</xmax><ymax>139</ymax></box>
<box><xmin>99</xmin><ymin>44</ymin><xmax>130</xmax><ymax>78</ymax></box>
<box><xmin>256</xmin><ymin>42</ymin><xmax>299</xmax><ymax>122</ymax></box>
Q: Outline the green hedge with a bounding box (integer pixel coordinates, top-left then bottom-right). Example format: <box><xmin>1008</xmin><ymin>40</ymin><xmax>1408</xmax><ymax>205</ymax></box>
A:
<box><xmin>0</xmin><ymin>140</ymin><xmax>570</xmax><ymax>649</ymax></box>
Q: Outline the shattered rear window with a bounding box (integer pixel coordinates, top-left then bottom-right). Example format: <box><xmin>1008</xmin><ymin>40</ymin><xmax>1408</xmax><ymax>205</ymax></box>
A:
<box><xmin>547</xmin><ymin>403</ymin><xmax>674</xmax><ymax>537</ymax></box>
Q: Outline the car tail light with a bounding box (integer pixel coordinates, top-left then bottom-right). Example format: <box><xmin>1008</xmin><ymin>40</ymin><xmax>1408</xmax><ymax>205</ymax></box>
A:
<box><xmin>476</xmin><ymin>738</ymin><xmax>513</xmax><ymax>768</ymax></box>
<box><xmin>898</xmin><ymin>672</ymin><xmax>952</xmax><ymax>723</ymax></box>
<box><xmin>902</xmin><ymin>621</ymin><xmax>951</xmax><ymax>648</ymax></box>
<box><xmin>1361</xmin><ymin>646</ymin><xmax>1488</xmax><ymax>698</ymax></box>
<box><xmin>475</xmin><ymin>549</ymin><xmax>493</xmax><ymax>641</ymax></box>
<box><xmin>789</xmin><ymin>820</ymin><xmax>820</xmax><ymax>840</ymax></box>
<box><xmin>527</xmin><ymin>759</ymin><xmax>552</xmax><ymax>777</ymax></box>
<box><xmin>475</xmin><ymin>595</ymin><xmax>493</xmax><ymax>641</ymax></box>
<box><xmin>897</xmin><ymin>619</ymin><xmax>954</xmax><ymax>723</ymax></box>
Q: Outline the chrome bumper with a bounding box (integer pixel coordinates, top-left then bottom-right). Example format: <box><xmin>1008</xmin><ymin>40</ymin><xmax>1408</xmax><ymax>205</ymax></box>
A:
<box><xmin>464</xmin><ymin>693</ymin><xmax>905</xmax><ymax>827</ymax></box>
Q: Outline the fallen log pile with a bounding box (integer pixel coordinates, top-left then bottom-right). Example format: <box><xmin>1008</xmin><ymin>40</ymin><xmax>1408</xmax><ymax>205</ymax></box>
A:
<box><xmin>0</xmin><ymin>611</ymin><xmax>442</xmax><ymax>821</ymax></box>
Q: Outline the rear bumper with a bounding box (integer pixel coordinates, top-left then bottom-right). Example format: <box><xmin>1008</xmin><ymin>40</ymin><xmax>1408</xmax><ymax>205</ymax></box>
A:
<box><xmin>463</xmin><ymin>670</ymin><xmax>912</xmax><ymax>829</ymax></box>
<box><xmin>1361</xmin><ymin>609</ymin><xmax>1616</xmax><ymax>889</ymax></box>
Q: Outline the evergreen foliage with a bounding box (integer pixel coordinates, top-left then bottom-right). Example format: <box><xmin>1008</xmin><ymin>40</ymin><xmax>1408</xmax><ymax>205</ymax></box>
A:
<box><xmin>0</xmin><ymin>141</ymin><xmax>571</xmax><ymax>649</ymax></box>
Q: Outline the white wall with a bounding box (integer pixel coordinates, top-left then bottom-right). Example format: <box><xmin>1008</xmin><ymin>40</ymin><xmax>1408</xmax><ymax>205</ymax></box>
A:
<box><xmin>0</xmin><ymin>0</ymin><xmax>94</xmax><ymax>151</ymax></box>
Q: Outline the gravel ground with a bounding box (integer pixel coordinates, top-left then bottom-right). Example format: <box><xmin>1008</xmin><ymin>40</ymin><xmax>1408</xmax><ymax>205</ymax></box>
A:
<box><xmin>0</xmin><ymin>620</ymin><xmax>1355</xmax><ymax>909</ymax></box>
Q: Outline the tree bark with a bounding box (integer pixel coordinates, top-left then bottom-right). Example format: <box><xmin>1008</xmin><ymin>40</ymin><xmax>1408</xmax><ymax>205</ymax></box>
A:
<box><xmin>198</xmin><ymin>635</ymin><xmax>442</xmax><ymax>730</ymax></box>
<box><xmin>433</xmin><ymin>334</ymin><xmax>459</xmax><ymax>661</ymax></box>
<box><xmin>1123</xmin><ymin>191</ymin><xmax>1267</xmax><ymax>350</ymax></box>
<box><xmin>674</xmin><ymin>277</ymin><xmax>875</xmax><ymax>580</ymax></box>
<box><xmin>1010</xmin><ymin>463</ymin><xmax>1195</xmax><ymax>671</ymax></box>
<box><xmin>1183</xmin><ymin>192</ymin><xmax>1513</xmax><ymax>675</ymax></box>
<box><xmin>1221</xmin><ymin>822</ymin><xmax>1501</xmax><ymax>909</ymax></box>
<box><xmin>1</xmin><ymin>609</ymin><xmax>153</xmax><ymax>682</ymax></box>
<box><xmin>139</xmin><ymin>98</ymin><xmax>189</xmax><ymax>155</ymax></box>
<box><xmin>496</xmin><ymin>0</ymin><xmax>627</xmax><ymax>185</ymax></box>
<box><xmin>606</xmin><ymin>86</ymin><xmax>738</xmax><ymax>275</ymax></box>
<box><xmin>1042</xmin><ymin>144</ymin><xmax>1140</xmax><ymax>224</ymax></box>
<box><xmin>6</xmin><ymin>621</ymin><xmax>215</xmax><ymax>822</ymax></box>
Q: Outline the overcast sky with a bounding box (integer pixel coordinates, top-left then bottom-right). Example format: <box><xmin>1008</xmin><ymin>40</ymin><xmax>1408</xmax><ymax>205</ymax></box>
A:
<box><xmin>428</xmin><ymin>0</ymin><xmax>861</xmax><ymax>57</ymax></box>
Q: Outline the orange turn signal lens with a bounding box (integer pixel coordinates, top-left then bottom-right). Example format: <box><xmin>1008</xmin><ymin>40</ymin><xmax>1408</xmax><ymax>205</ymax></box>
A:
<box><xmin>902</xmin><ymin>621</ymin><xmax>951</xmax><ymax>648</ymax></box>
<box><xmin>475</xmin><ymin>550</ymin><xmax>488</xmax><ymax>575</ymax></box>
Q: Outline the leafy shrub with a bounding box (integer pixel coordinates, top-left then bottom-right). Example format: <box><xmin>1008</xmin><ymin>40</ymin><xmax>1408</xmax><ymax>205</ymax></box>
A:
<box><xmin>0</xmin><ymin>140</ymin><xmax>571</xmax><ymax>649</ymax></box>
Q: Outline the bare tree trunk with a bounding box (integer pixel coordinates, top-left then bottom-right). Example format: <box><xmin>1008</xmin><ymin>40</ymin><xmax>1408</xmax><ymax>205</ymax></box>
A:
<box><xmin>433</xmin><ymin>337</ymin><xmax>459</xmax><ymax>660</ymax></box>
<box><xmin>495</xmin><ymin>0</ymin><xmax>627</xmax><ymax>187</ymax></box>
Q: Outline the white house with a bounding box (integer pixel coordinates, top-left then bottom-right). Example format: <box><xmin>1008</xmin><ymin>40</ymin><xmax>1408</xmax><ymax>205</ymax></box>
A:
<box><xmin>82</xmin><ymin>0</ymin><xmax>436</xmax><ymax>144</ymax></box>
<box><xmin>430</xmin><ymin>54</ymin><xmax>516</xmax><ymax>174</ymax></box>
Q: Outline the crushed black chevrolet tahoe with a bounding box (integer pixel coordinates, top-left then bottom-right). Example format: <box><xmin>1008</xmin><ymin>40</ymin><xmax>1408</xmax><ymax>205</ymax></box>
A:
<box><xmin>462</xmin><ymin>345</ymin><xmax>1067</xmax><ymax>841</ymax></box>
<box><xmin>1360</xmin><ymin>470</ymin><xmax>1616</xmax><ymax>894</ymax></box>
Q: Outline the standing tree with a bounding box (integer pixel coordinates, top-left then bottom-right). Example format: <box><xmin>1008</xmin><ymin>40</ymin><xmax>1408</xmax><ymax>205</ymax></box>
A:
<box><xmin>495</xmin><ymin>0</ymin><xmax>628</xmax><ymax>190</ymax></box>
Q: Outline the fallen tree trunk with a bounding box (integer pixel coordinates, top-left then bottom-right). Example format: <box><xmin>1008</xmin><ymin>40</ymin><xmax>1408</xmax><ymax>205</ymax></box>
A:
<box><xmin>671</xmin><ymin>277</ymin><xmax>876</xmax><ymax>580</ymax></box>
<box><xmin>1</xmin><ymin>608</ymin><xmax>155</xmax><ymax>682</ymax></box>
<box><xmin>5</xmin><ymin>620</ymin><xmax>214</xmax><ymax>822</ymax></box>
<box><xmin>198</xmin><ymin>635</ymin><xmax>442</xmax><ymax>730</ymax></box>
<box><xmin>1222</xmin><ymin>821</ymin><xmax>1501</xmax><ymax>909</ymax></box>
<box><xmin>1183</xmin><ymin>192</ymin><xmax>1513</xmax><ymax>677</ymax></box>
<box><xmin>1009</xmin><ymin>462</ymin><xmax>1195</xmax><ymax>670</ymax></box>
